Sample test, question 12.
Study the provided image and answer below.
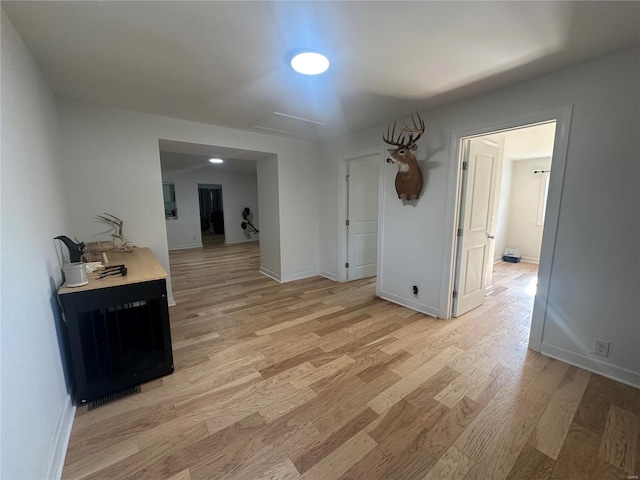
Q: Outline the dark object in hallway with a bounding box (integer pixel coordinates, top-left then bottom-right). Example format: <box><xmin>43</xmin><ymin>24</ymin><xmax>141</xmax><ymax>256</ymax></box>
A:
<box><xmin>503</xmin><ymin>254</ymin><xmax>521</xmax><ymax>263</ymax></box>
<box><xmin>241</xmin><ymin>207</ymin><xmax>259</xmax><ymax>234</ymax></box>
<box><xmin>212</xmin><ymin>211</ymin><xmax>224</xmax><ymax>234</ymax></box>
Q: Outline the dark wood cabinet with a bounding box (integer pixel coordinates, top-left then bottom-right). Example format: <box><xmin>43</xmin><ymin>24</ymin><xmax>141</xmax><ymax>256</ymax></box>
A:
<box><xmin>58</xmin><ymin>248</ymin><xmax>174</xmax><ymax>404</ymax></box>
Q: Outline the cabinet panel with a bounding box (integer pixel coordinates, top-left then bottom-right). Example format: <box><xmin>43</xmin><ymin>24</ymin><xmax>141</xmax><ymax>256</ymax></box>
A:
<box><xmin>60</xmin><ymin>280</ymin><xmax>174</xmax><ymax>404</ymax></box>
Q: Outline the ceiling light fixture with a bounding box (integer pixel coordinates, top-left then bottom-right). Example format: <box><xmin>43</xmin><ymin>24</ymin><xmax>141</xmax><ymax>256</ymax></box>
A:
<box><xmin>209</xmin><ymin>158</ymin><xmax>224</xmax><ymax>164</ymax></box>
<box><xmin>290</xmin><ymin>51</ymin><xmax>330</xmax><ymax>75</ymax></box>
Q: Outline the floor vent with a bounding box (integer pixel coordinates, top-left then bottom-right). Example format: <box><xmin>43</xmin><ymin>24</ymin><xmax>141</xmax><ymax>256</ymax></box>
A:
<box><xmin>88</xmin><ymin>385</ymin><xmax>141</xmax><ymax>410</ymax></box>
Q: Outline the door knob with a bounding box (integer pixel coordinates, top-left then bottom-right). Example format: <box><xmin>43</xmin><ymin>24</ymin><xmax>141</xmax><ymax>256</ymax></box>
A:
<box><xmin>488</xmin><ymin>235</ymin><xmax>495</xmax><ymax>239</ymax></box>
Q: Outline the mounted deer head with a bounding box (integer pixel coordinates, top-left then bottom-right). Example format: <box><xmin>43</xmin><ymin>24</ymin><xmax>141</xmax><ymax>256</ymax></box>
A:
<box><xmin>383</xmin><ymin>112</ymin><xmax>425</xmax><ymax>200</ymax></box>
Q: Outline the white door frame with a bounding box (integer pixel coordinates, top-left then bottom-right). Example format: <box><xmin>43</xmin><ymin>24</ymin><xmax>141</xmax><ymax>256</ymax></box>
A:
<box><xmin>439</xmin><ymin>105</ymin><xmax>573</xmax><ymax>352</ymax></box>
<box><xmin>337</xmin><ymin>147</ymin><xmax>386</xmax><ymax>283</ymax></box>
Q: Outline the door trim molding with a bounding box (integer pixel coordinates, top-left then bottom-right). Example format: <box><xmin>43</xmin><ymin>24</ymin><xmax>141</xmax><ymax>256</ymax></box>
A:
<box><xmin>337</xmin><ymin>147</ymin><xmax>385</xmax><ymax>283</ymax></box>
<box><xmin>440</xmin><ymin>105</ymin><xmax>573</xmax><ymax>353</ymax></box>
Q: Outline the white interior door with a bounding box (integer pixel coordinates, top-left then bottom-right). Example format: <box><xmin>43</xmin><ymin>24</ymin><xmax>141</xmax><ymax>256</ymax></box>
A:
<box><xmin>347</xmin><ymin>156</ymin><xmax>380</xmax><ymax>281</ymax></box>
<box><xmin>453</xmin><ymin>137</ymin><xmax>500</xmax><ymax>316</ymax></box>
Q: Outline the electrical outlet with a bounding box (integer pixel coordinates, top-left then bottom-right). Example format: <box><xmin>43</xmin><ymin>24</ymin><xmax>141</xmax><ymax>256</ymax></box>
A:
<box><xmin>594</xmin><ymin>339</ymin><xmax>610</xmax><ymax>357</ymax></box>
<box><xmin>412</xmin><ymin>285</ymin><xmax>418</xmax><ymax>296</ymax></box>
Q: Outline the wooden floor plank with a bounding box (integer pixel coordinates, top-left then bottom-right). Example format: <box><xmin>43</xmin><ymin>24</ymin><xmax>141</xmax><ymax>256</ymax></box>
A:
<box><xmin>453</xmin><ymin>366</ymin><xmax>540</xmax><ymax>463</ymax></box>
<box><xmin>463</xmin><ymin>385</ymin><xmax>552</xmax><ymax>480</ymax></box>
<box><xmin>187</xmin><ymin>411</ymin><xmax>315</xmax><ymax>480</ymax></box>
<box><xmin>573</xmin><ymin>374</ymin><xmax>615</xmax><ymax>435</ymax></box>
<box><xmin>548</xmin><ymin>422</ymin><xmax>600</xmax><ymax>480</ymax></box>
<box><xmin>506</xmin><ymin>445</ymin><xmax>554</xmax><ymax>480</ymax></box>
<box><xmin>434</xmin><ymin>367</ymin><xmax>491</xmax><ymax>408</ymax></box>
<box><xmin>368</xmin><ymin>346</ymin><xmax>464</xmax><ymax>414</ymax></box>
<box><xmin>166</xmin><ymin>468</ymin><xmax>191</xmax><ymax>480</ymax></box>
<box><xmin>62</xmin><ymin>437</ymin><xmax>139</xmax><ymax>480</ymax></box>
<box><xmin>598</xmin><ymin>404</ymin><xmax>639</xmax><ymax>474</ymax></box>
<box><xmin>81</xmin><ymin>423</ymin><xmax>209</xmax><ymax>480</ymax></box>
<box><xmin>465</xmin><ymin>363</ymin><xmax>514</xmax><ymax>406</ymax></box>
<box><xmin>343</xmin><ymin>400</ymin><xmax>448</xmax><ymax>479</ymax></box>
<box><xmin>530</xmin><ymin>366</ymin><xmax>591</xmax><ymax>460</ymax></box>
<box><xmin>299</xmin><ymin>431</ymin><xmax>377</xmax><ymax>480</ymax></box>
<box><xmin>422</xmin><ymin>445</ymin><xmax>474</xmax><ymax>480</ymax></box>
<box><xmin>292</xmin><ymin>407</ymin><xmax>378</xmax><ymax>474</ymax></box>
<box><xmin>420</xmin><ymin>396</ymin><xmax>482</xmax><ymax>458</ymax></box>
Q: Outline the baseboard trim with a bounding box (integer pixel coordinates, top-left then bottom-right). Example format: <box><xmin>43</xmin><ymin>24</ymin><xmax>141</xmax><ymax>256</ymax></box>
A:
<box><xmin>378</xmin><ymin>290</ymin><xmax>439</xmax><ymax>318</ymax></box>
<box><xmin>320</xmin><ymin>271</ymin><xmax>338</xmax><ymax>282</ymax></box>
<box><xmin>46</xmin><ymin>395</ymin><xmax>76</xmax><ymax>480</ymax></box>
<box><xmin>224</xmin><ymin>239</ymin><xmax>259</xmax><ymax>245</ymax></box>
<box><xmin>259</xmin><ymin>267</ymin><xmax>281</xmax><ymax>283</ymax></box>
<box><xmin>168</xmin><ymin>243</ymin><xmax>202</xmax><ymax>251</ymax></box>
<box><xmin>281</xmin><ymin>270</ymin><xmax>320</xmax><ymax>283</ymax></box>
<box><xmin>540</xmin><ymin>342</ymin><xmax>640</xmax><ymax>388</ymax></box>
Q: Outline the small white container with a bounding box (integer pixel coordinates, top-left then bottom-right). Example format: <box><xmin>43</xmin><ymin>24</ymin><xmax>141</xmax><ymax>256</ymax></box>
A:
<box><xmin>63</xmin><ymin>262</ymin><xmax>88</xmax><ymax>287</ymax></box>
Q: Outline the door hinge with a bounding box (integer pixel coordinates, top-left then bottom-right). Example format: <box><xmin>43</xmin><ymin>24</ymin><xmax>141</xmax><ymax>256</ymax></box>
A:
<box><xmin>452</xmin><ymin>290</ymin><xmax>458</xmax><ymax>299</ymax></box>
<box><xmin>457</xmin><ymin>228</ymin><xmax>463</xmax><ymax>237</ymax></box>
<box><xmin>462</xmin><ymin>161</ymin><xmax>468</xmax><ymax>171</ymax></box>
<box><xmin>345</xmin><ymin>220</ymin><xmax>350</xmax><ymax>226</ymax></box>
<box><xmin>346</xmin><ymin>174</ymin><xmax>350</xmax><ymax>182</ymax></box>
<box><xmin>345</xmin><ymin>262</ymin><xmax>349</xmax><ymax>268</ymax></box>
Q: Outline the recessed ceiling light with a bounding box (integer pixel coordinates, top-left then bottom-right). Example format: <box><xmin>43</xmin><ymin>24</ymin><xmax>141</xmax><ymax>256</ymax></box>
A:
<box><xmin>209</xmin><ymin>158</ymin><xmax>224</xmax><ymax>164</ymax></box>
<box><xmin>290</xmin><ymin>51</ymin><xmax>330</xmax><ymax>75</ymax></box>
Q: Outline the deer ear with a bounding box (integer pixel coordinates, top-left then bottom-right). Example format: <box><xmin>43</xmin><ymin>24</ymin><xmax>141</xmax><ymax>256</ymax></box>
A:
<box><xmin>409</xmin><ymin>143</ymin><xmax>418</xmax><ymax>151</ymax></box>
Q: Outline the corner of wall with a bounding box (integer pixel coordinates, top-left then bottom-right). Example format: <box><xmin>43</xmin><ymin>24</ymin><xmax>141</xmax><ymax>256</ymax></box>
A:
<box><xmin>259</xmin><ymin>266</ymin><xmax>282</xmax><ymax>283</ymax></box>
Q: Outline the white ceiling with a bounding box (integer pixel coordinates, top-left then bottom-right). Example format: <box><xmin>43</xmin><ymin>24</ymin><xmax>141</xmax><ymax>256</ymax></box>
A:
<box><xmin>501</xmin><ymin>122</ymin><xmax>556</xmax><ymax>161</ymax></box>
<box><xmin>159</xmin><ymin>141</ymin><xmax>272</xmax><ymax>174</ymax></box>
<box><xmin>4</xmin><ymin>1</ymin><xmax>639</xmax><ymax>140</ymax></box>
<box><xmin>159</xmin><ymin>140</ymin><xmax>273</xmax><ymax>162</ymax></box>
<box><xmin>160</xmin><ymin>152</ymin><xmax>257</xmax><ymax>176</ymax></box>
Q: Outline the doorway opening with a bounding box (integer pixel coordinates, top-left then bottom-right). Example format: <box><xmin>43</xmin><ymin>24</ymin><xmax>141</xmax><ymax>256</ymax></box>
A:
<box><xmin>158</xmin><ymin>140</ymin><xmax>273</xmax><ymax>263</ymax></box>
<box><xmin>198</xmin><ymin>184</ymin><xmax>224</xmax><ymax>248</ymax></box>
<box><xmin>442</xmin><ymin>105</ymin><xmax>572</xmax><ymax>352</ymax></box>
<box><xmin>452</xmin><ymin>122</ymin><xmax>557</xmax><ymax>317</ymax></box>
<box><xmin>338</xmin><ymin>148</ymin><xmax>384</xmax><ymax>283</ymax></box>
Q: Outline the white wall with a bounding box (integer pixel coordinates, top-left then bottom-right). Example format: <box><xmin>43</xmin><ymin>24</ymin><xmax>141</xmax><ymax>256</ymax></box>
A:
<box><xmin>504</xmin><ymin>158</ymin><xmax>552</xmax><ymax>263</ymax></box>
<box><xmin>57</xmin><ymin>102</ymin><xmax>321</xmax><ymax>301</ymax></box>
<box><xmin>320</xmin><ymin>47</ymin><xmax>640</xmax><ymax>386</ymax></box>
<box><xmin>161</xmin><ymin>153</ymin><xmax>260</xmax><ymax>249</ymax></box>
<box><xmin>256</xmin><ymin>156</ymin><xmax>281</xmax><ymax>280</ymax></box>
<box><xmin>318</xmin><ymin>143</ymin><xmax>339</xmax><ymax>280</ymax></box>
<box><xmin>494</xmin><ymin>157</ymin><xmax>513</xmax><ymax>262</ymax></box>
<box><xmin>277</xmin><ymin>144</ymin><xmax>322</xmax><ymax>282</ymax></box>
<box><xmin>1</xmin><ymin>11</ymin><xmax>74</xmax><ymax>479</ymax></box>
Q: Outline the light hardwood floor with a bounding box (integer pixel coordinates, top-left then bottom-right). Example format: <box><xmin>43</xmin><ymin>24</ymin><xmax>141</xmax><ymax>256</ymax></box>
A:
<box><xmin>62</xmin><ymin>242</ymin><xmax>640</xmax><ymax>480</ymax></box>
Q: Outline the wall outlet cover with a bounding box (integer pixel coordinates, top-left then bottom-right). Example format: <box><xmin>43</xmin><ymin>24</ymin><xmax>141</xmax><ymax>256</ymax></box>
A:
<box><xmin>594</xmin><ymin>339</ymin><xmax>610</xmax><ymax>357</ymax></box>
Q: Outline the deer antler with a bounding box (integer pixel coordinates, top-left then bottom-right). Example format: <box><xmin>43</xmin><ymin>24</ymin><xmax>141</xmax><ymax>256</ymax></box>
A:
<box><xmin>383</xmin><ymin>122</ymin><xmax>406</xmax><ymax>147</ymax></box>
<box><xmin>95</xmin><ymin>212</ymin><xmax>135</xmax><ymax>251</ymax></box>
<box><xmin>383</xmin><ymin>112</ymin><xmax>425</xmax><ymax>148</ymax></box>
<box><xmin>95</xmin><ymin>213</ymin><xmax>124</xmax><ymax>238</ymax></box>
<box><xmin>403</xmin><ymin>112</ymin><xmax>425</xmax><ymax>145</ymax></box>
